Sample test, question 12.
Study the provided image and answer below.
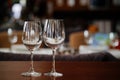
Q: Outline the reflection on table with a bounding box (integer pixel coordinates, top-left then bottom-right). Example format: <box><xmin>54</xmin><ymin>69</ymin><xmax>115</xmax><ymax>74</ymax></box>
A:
<box><xmin>0</xmin><ymin>61</ymin><xmax>120</xmax><ymax>80</ymax></box>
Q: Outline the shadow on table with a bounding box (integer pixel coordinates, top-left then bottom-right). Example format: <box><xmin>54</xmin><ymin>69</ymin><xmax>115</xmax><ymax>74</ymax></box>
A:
<box><xmin>0</xmin><ymin>51</ymin><xmax>119</xmax><ymax>61</ymax></box>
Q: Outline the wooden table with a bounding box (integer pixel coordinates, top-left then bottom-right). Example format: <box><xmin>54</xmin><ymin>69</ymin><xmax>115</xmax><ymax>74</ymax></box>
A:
<box><xmin>0</xmin><ymin>61</ymin><xmax>120</xmax><ymax>80</ymax></box>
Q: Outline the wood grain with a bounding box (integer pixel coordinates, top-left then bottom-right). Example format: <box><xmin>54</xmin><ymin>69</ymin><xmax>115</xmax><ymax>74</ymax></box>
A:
<box><xmin>0</xmin><ymin>61</ymin><xmax>120</xmax><ymax>80</ymax></box>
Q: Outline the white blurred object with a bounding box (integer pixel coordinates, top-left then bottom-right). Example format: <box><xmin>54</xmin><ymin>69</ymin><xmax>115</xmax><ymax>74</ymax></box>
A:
<box><xmin>7</xmin><ymin>28</ymin><xmax>17</xmax><ymax>44</ymax></box>
<box><xmin>79</xmin><ymin>45</ymin><xmax>109</xmax><ymax>54</ymax></box>
<box><xmin>12</xmin><ymin>3</ymin><xmax>22</xmax><ymax>19</ymax></box>
<box><xmin>7</xmin><ymin>28</ymin><xmax>18</xmax><ymax>51</ymax></box>
<box><xmin>84</xmin><ymin>30</ymin><xmax>93</xmax><ymax>45</ymax></box>
<box><xmin>84</xmin><ymin>30</ymin><xmax>89</xmax><ymax>38</ymax></box>
<box><xmin>109</xmin><ymin>32</ymin><xmax>119</xmax><ymax>47</ymax></box>
<box><xmin>19</xmin><ymin>0</ymin><xmax>26</xmax><ymax>7</ymax></box>
<box><xmin>67</xmin><ymin>0</ymin><xmax>75</xmax><ymax>7</ymax></box>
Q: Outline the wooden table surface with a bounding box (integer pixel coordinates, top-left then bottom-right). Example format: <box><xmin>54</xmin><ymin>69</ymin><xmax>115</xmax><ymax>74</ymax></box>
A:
<box><xmin>0</xmin><ymin>61</ymin><xmax>120</xmax><ymax>80</ymax></box>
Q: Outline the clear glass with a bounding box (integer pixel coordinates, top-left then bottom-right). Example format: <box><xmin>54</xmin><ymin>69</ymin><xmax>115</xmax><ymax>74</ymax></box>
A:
<box><xmin>109</xmin><ymin>32</ymin><xmax>119</xmax><ymax>48</ymax></box>
<box><xmin>43</xmin><ymin>19</ymin><xmax>65</xmax><ymax>77</ymax></box>
<box><xmin>21</xmin><ymin>21</ymin><xmax>42</xmax><ymax>77</ymax></box>
<box><xmin>7</xmin><ymin>28</ymin><xmax>18</xmax><ymax>52</ymax></box>
<box><xmin>84</xmin><ymin>30</ymin><xmax>93</xmax><ymax>45</ymax></box>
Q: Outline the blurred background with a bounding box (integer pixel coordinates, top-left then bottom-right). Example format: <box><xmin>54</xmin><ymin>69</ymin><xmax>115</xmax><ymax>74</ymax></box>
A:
<box><xmin>0</xmin><ymin>0</ymin><xmax>120</xmax><ymax>48</ymax></box>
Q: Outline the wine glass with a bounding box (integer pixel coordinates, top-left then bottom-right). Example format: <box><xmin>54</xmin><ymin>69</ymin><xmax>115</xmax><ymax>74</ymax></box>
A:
<box><xmin>7</xmin><ymin>28</ymin><xmax>18</xmax><ymax>52</ymax></box>
<box><xmin>84</xmin><ymin>30</ymin><xmax>93</xmax><ymax>45</ymax></box>
<box><xmin>43</xmin><ymin>19</ymin><xmax>65</xmax><ymax>77</ymax></box>
<box><xmin>109</xmin><ymin>32</ymin><xmax>119</xmax><ymax>48</ymax></box>
<box><xmin>21</xmin><ymin>21</ymin><xmax>42</xmax><ymax>77</ymax></box>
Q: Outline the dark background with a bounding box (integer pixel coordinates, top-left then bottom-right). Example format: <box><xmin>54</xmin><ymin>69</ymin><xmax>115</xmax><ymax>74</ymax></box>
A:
<box><xmin>0</xmin><ymin>0</ymin><xmax>120</xmax><ymax>42</ymax></box>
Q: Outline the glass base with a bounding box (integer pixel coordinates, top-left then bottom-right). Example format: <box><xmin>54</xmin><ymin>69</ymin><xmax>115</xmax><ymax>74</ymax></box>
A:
<box><xmin>21</xmin><ymin>71</ymin><xmax>41</xmax><ymax>77</ymax></box>
<box><xmin>44</xmin><ymin>72</ymin><xmax>63</xmax><ymax>77</ymax></box>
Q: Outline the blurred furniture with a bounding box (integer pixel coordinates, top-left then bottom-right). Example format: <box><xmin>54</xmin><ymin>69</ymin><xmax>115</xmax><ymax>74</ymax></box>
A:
<box><xmin>0</xmin><ymin>51</ymin><xmax>118</xmax><ymax>61</ymax></box>
<box><xmin>0</xmin><ymin>61</ymin><xmax>120</xmax><ymax>80</ymax></box>
<box><xmin>0</xmin><ymin>31</ymin><xmax>22</xmax><ymax>48</ymax></box>
<box><xmin>69</xmin><ymin>31</ymin><xmax>86</xmax><ymax>50</ymax></box>
<box><xmin>0</xmin><ymin>44</ymin><xmax>118</xmax><ymax>61</ymax></box>
<box><xmin>69</xmin><ymin>24</ymin><xmax>98</xmax><ymax>50</ymax></box>
<box><xmin>79</xmin><ymin>45</ymin><xmax>120</xmax><ymax>59</ymax></box>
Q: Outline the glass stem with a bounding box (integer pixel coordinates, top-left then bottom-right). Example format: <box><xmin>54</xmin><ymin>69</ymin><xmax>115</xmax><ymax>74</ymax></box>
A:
<box><xmin>52</xmin><ymin>48</ymin><xmax>56</xmax><ymax>73</ymax></box>
<box><xmin>30</xmin><ymin>50</ymin><xmax>34</xmax><ymax>72</ymax></box>
<box><xmin>10</xmin><ymin>43</ymin><xmax>13</xmax><ymax>52</ymax></box>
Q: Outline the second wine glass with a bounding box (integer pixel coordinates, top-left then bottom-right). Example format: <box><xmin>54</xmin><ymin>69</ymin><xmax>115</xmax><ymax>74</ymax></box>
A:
<box><xmin>109</xmin><ymin>32</ymin><xmax>119</xmax><ymax>48</ymax></box>
<box><xmin>84</xmin><ymin>30</ymin><xmax>94</xmax><ymax>45</ymax></box>
<box><xmin>43</xmin><ymin>19</ymin><xmax>65</xmax><ymax>77</ymax></box>
<box><xmin>21</xmin><ymin>21</ymin><xmax>42</xmax><ymax>77</ymax></box>
<box><xmin>7</xmin><ymin>28</ymin><xmax>18</xmax><ymax>52</ymax></box>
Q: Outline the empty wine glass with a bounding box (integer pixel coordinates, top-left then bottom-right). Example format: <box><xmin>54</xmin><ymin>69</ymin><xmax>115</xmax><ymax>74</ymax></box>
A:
<box><xmin>43</xmin><ymin>19</ymin><xmax>65</xmax><ymax>77</ymax></box>
<box><xmin>109</xmin><ymin>32</ymin><xmax>119</xmax><ymax>48</ymax></box>
<box><xmin>84</xmin><ymin>30</ymin><xmax>93</xmax><ymax>45</ymax></box>
<box><xmin>7</xmin><ymin>28</ymin><xmax>18</xmax><ymax>51</ymax></box>
<box><xmin>21</xmin><ymin>21</ymin><xmax>42</xmax><ymax>77</ymax></box>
